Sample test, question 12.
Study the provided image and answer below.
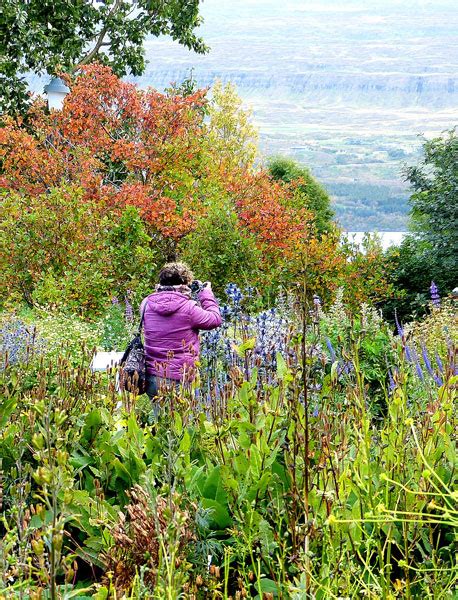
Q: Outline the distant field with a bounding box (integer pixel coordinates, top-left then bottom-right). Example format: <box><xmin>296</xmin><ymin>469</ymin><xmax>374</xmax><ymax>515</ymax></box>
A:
<box><xmin>138</xmin><ymin>0</ymin><xmax>457</xmax><ymax>231</ymax></box>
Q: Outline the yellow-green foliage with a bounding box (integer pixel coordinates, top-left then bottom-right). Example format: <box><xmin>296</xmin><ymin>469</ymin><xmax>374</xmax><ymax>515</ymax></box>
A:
<box><xmin>206</xmin><ymin>79</ymin><xmax>258</xmax><ymax>169</ymax></box>
<box><xmin>404</xmin><ymin>299</ymin><xmax>457</xmax><ymax>357</ymax></box>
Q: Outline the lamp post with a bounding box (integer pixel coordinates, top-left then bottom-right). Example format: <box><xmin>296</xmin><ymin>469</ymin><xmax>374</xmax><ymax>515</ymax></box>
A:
<box><xmin>43</xmin><ymin>76</ymin><xmax>70</xmax><ymax>110</ymax></box>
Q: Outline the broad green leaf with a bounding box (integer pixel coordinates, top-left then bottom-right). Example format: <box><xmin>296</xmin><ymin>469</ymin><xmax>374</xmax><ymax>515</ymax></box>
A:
<box><xmin>234</xmin><ymin>337</ymin><xmax>256</xmax><ymax>357</ymax></box>
<box><xmin>203</xmin><ymin>466</ymin><xmax>227</xmax><ymax>505</ymax></box>
<box><xmin>201</xmin><ymin>498</ymin><xmax>232</xmax><ymax>529</ymax></box>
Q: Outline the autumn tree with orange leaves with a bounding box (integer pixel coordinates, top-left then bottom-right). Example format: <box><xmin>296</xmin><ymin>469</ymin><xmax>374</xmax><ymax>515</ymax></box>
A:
<box><xmin>1</xmin><ymin>64</ymin><xmax>392</xmax><ymax>312</ymax></box>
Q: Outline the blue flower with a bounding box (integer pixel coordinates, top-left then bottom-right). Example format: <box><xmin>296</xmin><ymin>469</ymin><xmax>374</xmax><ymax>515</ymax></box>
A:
<box><xmin>411</xmin><ymin>348</ymin><xmax>424</xmax><ymax>381</ymax></box>
<box><xmin>430</xmin><ymin>281</ymin><xmax>440</xmax><ymax>307</ymax></box>
<box><xmin>421</xmin><ymin>345</ymin><xmax>434</xmax><ymax>377</ymax></box>
<box><xmin>404</xmin><ymin>345</ymin><xmax>413</xmax><ymax>363</ymax></box>
<box><xmin>394</xmin><ymin>309</ymin><xmax>404</xmax><ymax>338</ymax></box>
<box><xmin>325</xmin><ymin>338</ymin><xmax>337</xmax><ymax>363</ymax></box>
<box><xmin>124</xmin><ymin>293</ymin><xmax>134</xmax><ymax>323</ymax></box>
<box><xmin>1</xmin><ymin>319</ymin><xmax>42</xmax><ymax>367</ymax></box>
<box><xmin>435</xmin><ymin>353</ymin><xmax>444</xmax><ymax>373</ymax></box>
<box><xmin>225</xmin><ymin>283</ymin><xmax>244</xmax><ymax>307</ymax></box>
<box><xmin>388</xmin><ymin>369</ymin><xmax>396</xmax><ymax>391</ymax></box>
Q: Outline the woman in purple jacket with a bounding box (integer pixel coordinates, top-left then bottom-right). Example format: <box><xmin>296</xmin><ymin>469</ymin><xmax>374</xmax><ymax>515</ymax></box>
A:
<box><xmin>140</xmin><ymin>262</ymin><xmax>222</xmax><ymax>399</ymax></box>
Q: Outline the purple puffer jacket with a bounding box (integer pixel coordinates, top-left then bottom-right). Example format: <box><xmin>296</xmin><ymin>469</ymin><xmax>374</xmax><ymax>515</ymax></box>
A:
<box><xmin>140</xmin><ymin>288</ymin><xmax>222</xmax><ymax>380</ymax></box>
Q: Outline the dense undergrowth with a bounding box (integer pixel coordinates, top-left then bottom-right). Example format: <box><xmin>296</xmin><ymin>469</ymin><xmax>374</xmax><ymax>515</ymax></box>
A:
<box><xmin>1</xmin><ymin>289</ymin><xmax>456</xmax><ymax>599</ymax></box>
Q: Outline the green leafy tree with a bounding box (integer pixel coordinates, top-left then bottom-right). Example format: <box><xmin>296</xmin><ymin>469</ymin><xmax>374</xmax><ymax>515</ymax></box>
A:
<box><xmin>383</xmin><ymin>129</ymin><xmax>458</xmax><ymax>321</ymax></box>
<box><xmin>179</xmin><ymin>201</ymin><xmax>262</xmax><ymax>297</ymax></box>
<box><xmin>0</xmin><ymin>0</ymin><xmax>207</xmax><ymax>114</ymax></box>
<box><xmin>405</xmin><ymin>128</ymin><xmax>457</xmax><ymax>276</ymax></box>
<box><xmin>268</xmin><ymin>156</ymin><xmax>334</xmax><ymax>234</ymax></box>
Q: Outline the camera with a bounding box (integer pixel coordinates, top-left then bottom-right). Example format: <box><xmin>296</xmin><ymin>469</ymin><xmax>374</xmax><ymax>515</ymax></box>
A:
<box><xmin>190</xmin><ymin>280</ymin><xmax>201</xmax><ymax>293</ymax></box>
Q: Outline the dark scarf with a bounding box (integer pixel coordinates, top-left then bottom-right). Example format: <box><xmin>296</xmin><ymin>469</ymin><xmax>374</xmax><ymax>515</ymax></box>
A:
<box><xmin>156</xmin><ymin>284</ymin><xmax>192</xmax><ymax>298</ymax></box>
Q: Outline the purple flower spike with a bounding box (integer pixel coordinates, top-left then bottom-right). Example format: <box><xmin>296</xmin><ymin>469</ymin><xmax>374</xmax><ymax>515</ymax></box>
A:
<box><xmin>415</xmin><ymin>362</ymin><xmax>424</xmax><ymax>381</ymax></box>
<box><xmin>421</xmin><ymin>345</ymin><xmax>435</xmax><ymax>377</ymax></box>
<box><xmin>394</xmin><ymin>309</ymin><xmax>404</xmax><ymax>338</ymax></box>
<box><xmin>411</xmin><ymin>349</ymin><xmax>424</xmax><ymax>381</ymax></box>
<box><xmin>325</xmin><ymin>338</ymin><xmax>337</xmax><ymax>363</ymax></box>
<box><xmin>430</xmin><ymin>281</ymin><xmax>440</xmax><ymax>307</ymax></box>
<box><xmin>124</xmin><ymin>296</ymin><xmax>134</xmax><ymax>323</ymax></box>
<box><xmin>435</xmin><ymin>353</ymin><xmax>444</xmax><ymax>373</ymax></box>
<box><xmin>433</xmin><ymin>375</ymin><xmax>443</xmax><ymax>387</ymax></box>
<box><xmin>388</xmin><ymin>369</ymin><xmax>396</xmax><ymax>391</ymax></box>
<box><xmin>404</xmin><ymin>345</ymin><xmax>413</xmax><ymax>363</ymax></box>
<box><xmin>112</xmin><ymin>296</ymin><xmax>120</xmax><ymax>305</ymax></box>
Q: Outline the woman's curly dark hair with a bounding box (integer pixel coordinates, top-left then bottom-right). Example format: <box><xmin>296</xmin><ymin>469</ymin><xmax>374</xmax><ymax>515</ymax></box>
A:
<box><xmin>158</xmin><ymin>262</ymin><xmax>194</xmax><ymax>286</ymax></box>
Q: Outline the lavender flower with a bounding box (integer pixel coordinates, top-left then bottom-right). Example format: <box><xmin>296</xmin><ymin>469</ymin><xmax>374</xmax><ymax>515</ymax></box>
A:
<box><xmin>430</xmin><ymin>281</ymin><xmax>440</xmax><ymax>307</ymax></box>
<box><xmin>325</xmin><ymin>338</ymin><xmax>337</xmax><ymax>363</ymax></box>
<box><xmin>435</xmin><ymin>353</ymin><xmax>444</xmax><ymax>373</ymax></box>
<box><xmin>421</xmin><ymin>345</ymin><xmax>434</xmax><ymax>377</ymax></box>
<box><xmin>411</xmin><ymin>348</ymin><xmax>424</xmax><ymax>381</ymax></box>
<box><xmin>394</xmin><ymin>309</ymin><xmax>404</xmax><ymax>338</ymax></box>
<box><xmin>404</xmin><ymin>345</ymin><xmax>413</xmax><ymax>363</ymax></box>
<box><xmin>433</xmin><ymin>374</ymin><xmax>444</xmax><ymax>387</ymax></box>
<box><xmin>388</xmin><ymin>369</ymin><xmax>396</xmax><ymax>391</ymax></box>
<box><xmin>420</xmin><ymin>347</ymin><xmax>442</xmax><ymax>386</ymax></box>
<box><xmin>415</xmin><ymin>361</ymin><xmax>425</xmax><ymax>381</ymax></box>
<box><xmin>1</xmin><ymin>320</ymin><xmax>42</xmax><ymax>367</ymax></box>
<box><xmin>124</xmin><ymin>295</ymin><xmax>134</xmax><ymax>323</ymax></box>
<box><xmin>339</xmin><ymin>360</ymin><xmax>354</xmax><ymax>376</ymax></box>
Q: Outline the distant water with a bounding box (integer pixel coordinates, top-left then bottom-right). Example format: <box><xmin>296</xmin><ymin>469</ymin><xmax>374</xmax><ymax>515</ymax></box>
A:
<box><xmin>345</xmin><ymin>231</ymin><xmax>406</xmax><ymax>250</ymax></box>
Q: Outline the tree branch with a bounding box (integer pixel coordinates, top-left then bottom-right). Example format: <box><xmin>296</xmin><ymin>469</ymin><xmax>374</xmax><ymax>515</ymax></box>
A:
<box><xmin>73</xmin><ymin>0</ymin><xmax>122</xmax><ymax>71</ymax></box>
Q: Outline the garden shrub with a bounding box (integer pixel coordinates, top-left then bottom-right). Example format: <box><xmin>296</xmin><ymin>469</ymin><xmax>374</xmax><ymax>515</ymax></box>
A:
<box><xmin>1</xmin><ymin>189</ymin><xmax>160</xmax><ymax>315</ymax></box>
<box><xmin>319</xmin><ymin>288</ymin><xmax>395</xmax><ymax>410</ymax></box>
<box><xmin>179</xmin><ymin>202</ymin><xmax>262</xmax><ymax>297</ymax></box>
<box><xmin>1</xmin><ymin>186</ymin><xmax>112</xmax><ymax>313</ymax></box>
<box><xmin>339</xmin><ymin>233</ymin><xmax>397</xmax><ymax>309</ymax></box>
<box><xmin>106</xmin><ymin>205</ymin><xmax>159</xmax><ymax>305</ymax></box>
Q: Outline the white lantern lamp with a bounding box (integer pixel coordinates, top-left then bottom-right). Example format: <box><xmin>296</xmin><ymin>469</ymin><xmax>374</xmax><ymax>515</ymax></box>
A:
<box><xmin>44</xmin><ymin>76</ymin><xmax>70</xmax><ymax>110</ymax></box>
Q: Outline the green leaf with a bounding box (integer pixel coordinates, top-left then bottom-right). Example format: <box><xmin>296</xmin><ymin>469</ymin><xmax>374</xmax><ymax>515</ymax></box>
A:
<box><xmin>254</xmin><ymin>577</ymin><xmax>279</xmax><ymax>596</ymax></box>
<box><xmin>200</xmin><ymin>498</ymin><xmax>232</xmax><ymax>529</ymax></box>
<box><xmin>202</xmin><ymin>466</ymin><xmax>227</xmax><ymax>505</ymax></box>
<box><xmin>234</xmin><ymin>337</ymin><xmax>256</xmax><ymax>357</ymax></box>
<box><xmin>179</xmin><ymin>429</ymin><xmax>191</xmax><ymax>454</ymax></box>
<box><xmin>0</xmin><ymin>398</ymin><xmax>17</xmax><ymax>428</ymax></box>
<box><xmin>62</xmin><ymin>586</ymin><xmax>94</xmax><ymax>599</ymax></box>
<box><xmin>249</xmin><ymin>444</ymin><xmax>262</xmax><ymax>478</ymax></box>
<box><xmin>276</xmin><ymin>352</ymin><xmax>291</xmax><ymax>381</ymax></box>
<box><xmin>92</xmin><ymin>588</ymin><xmax>109</xmax><ymax>600</ymax></box>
